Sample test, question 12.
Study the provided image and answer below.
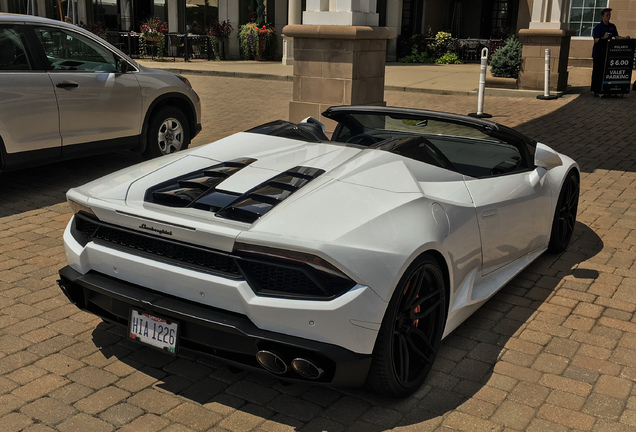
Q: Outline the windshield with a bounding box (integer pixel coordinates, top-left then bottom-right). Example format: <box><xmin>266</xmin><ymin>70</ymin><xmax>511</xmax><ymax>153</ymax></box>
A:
<box><xmin>329</xmin><ymin>111</ymin><xmax>529</xmax><ymax>178</ymax></box>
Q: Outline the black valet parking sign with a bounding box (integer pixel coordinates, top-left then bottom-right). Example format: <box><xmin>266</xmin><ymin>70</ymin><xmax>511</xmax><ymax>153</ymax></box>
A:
<box><xmin>602</xmin><ymin>40</ymin><xmax>635</xmax><ymax>94</ymax></box>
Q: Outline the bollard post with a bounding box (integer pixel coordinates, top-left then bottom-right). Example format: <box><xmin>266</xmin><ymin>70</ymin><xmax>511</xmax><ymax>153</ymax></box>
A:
<box><xmin>537</xmin><ymin>48</ymin><xmax>558</xmax><ymax>100</ymax></box>
<box><xmin>469</xmin><ymin>47</ymin><xmax>492</xmax><ymax>118</ymax></box>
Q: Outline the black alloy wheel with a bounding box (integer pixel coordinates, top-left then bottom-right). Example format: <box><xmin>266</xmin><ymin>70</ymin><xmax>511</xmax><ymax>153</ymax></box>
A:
<box><xmin>548</xmin><ymin>170</ymin><xmax>579</xmax><ymax>253</ymax></box>
<box><xmin>367</xmin><ymin>253</ymin><xmax>447</xmax><ymax>397</ymax></box>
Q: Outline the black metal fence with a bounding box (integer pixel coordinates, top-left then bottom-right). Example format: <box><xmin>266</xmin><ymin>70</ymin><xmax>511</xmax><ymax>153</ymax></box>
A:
<box><xmin>107</xmin><ymin>32</ymin><xmax>212</xmax><ymax>61</ymax></box>
<box><xmin>455</xmin><ymin>38</ymin><xmax>504</xmax><ymax>62</ymax></box>
<box><xmin>397</xmin><ymin>36</ymin><xmax>506</xmax><ymax>63</ymax></box>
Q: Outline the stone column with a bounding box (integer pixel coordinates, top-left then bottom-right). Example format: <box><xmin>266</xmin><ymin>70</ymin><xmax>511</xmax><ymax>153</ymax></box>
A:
<box><xmin>518</xmin><ymin>0</ymin><xmax>573</xmax><ymax>92</ymax></box>
<box><xmin>282</xmin><ymin>0</ymin><xmax>303</xmax><ymax>65</ymax></box>
<box><xmin>283</xmin><ymin>2</ymin><xmax>395</xmax><ymax>128</ymax></box>
<box><xmin>283</xmin><ymin>25</ymin><xmax>395</xmax><ymax>128</ymax></box>
<box><xmin>303</xmin><ymin>0</ymin><xmax>379</xmax><ymax>26</ymax></box>
<box><xmin>518</xmin><ymin>29</ymin><xmax>574</xmax><ymax>92</ymax></box>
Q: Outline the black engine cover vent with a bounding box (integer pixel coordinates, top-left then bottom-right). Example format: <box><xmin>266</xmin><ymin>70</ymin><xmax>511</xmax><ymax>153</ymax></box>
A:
<box><xmin>146</xmin><ymin>161</ymin><xmax>324</xmax><ymax>224</ymax></box>
<box><xmin>217</xmin><ymin>166</ymin><xmax>325</xmax><ymax>224</ymax></box>
<box><xmin>146</xmin><ymin>158</ymin><xmax>256</xmax><ymax>207</ymax></box>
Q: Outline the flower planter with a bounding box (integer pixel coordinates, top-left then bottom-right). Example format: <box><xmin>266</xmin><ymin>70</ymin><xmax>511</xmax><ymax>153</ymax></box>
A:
<box><xmin>256</xmin><ymin>35</ymin><xmax>266</xmax><ymax>61</ymax></box>
<box><xmin>143</xmin><ymin>34</ymin><xmax>163</xmax><ymax>43</ymax></box>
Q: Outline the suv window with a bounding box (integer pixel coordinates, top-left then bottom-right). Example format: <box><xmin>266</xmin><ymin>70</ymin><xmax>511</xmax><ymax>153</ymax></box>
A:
<box><xmin>33</xmin><ymin>26</ymin><xmax>117</xmax><ymax>72</ymax></box>
<box><xmin>0</xmin><ymin>25</ymin><xmax>31</xmax><ymax>71</ymax></box>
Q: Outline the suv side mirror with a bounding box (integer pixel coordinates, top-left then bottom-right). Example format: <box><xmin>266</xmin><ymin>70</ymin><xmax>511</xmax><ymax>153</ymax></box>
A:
<box><xmin>534</xmin><ymin>142</ymin><xmax>563</xmax><ymax>170</ymax></box>
<box><xmin>117</xmin><ymin>58</ymin><xmax>130</xmax><ymax>74</ymax></box>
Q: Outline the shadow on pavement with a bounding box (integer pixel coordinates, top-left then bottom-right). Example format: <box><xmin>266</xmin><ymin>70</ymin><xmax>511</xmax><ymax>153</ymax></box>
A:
<box><xmin>512</xmin><ymin>90</ymin><xmax>636</xmax><ymax>174</ymax></box>
<box><xmin>0</xmin><ymin>152</ymin><xmax>143</xmax><ymax>217</ymax></box>
<box><xmin>88</xmin><ymin>221</ymin><xmax>602</xmax><ymax>428</ymax></box>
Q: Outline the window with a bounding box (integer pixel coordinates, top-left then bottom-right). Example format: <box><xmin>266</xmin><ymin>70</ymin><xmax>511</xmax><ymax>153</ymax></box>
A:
<box><xmin>154</xmin><ymin>0</ymin><xmax>167</xmax><ymax>23</ymax></box>
<box><xmin>491</xmin><ymin>0</ymin><xmax>511</xmax><ymax>33</ymax></box>
<box><xmin>186</xmin><ymin>0</ymin><xmax>218</xmax><ymax>33</ymax></box>
<box><xmin>93</xmin><ymin>0</ymin><xmax>118</xmax><ymax>30</ymax></box>
<box><xmin>570</xmin><ymin>0</ymin><xmax>608</xmax><ymax>37</ymax></box>
<box><xmin>0</xmin><ymin>26</ymin><xmax>31</xmax><ymax>71</ymax></box>
<box><xmin>34</xmin><ymin>26</ymin><xmax>117</xmax><ymax>72</ymax></box>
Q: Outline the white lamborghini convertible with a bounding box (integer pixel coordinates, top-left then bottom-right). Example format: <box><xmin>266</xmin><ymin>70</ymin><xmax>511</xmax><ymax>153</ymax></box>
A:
<box><xmin>58</xmin><ymin>106</ymin><xmax>579</xmax><ymax>397</ymax></box>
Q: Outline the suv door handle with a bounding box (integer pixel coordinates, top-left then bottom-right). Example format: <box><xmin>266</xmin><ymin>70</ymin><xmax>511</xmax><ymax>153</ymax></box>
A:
<box><xmin>56</xmin><ymin>81</ymin><xmax>79</xmax><ymax>88</ymax></box>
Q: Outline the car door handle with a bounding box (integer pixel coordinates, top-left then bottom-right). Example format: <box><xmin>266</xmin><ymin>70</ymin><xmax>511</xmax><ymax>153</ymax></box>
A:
<box><xmin>56</xmin><ymin>81</ymin><xmax>79</xmax><ymax>88</ymax></box>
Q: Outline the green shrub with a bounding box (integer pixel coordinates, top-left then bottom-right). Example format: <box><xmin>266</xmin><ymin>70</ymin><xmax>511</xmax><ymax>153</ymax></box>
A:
<box><xmin>430</xmin><ymin>31</ymin><xmax>455</xmax><ymax>57</ymax></box>
<box><xmin>398</xmin><ymin>46</ymin><xmax>435</xmax><ymax>64</ymax></box>
<box><xmin>489</xmin><ymin>36</ymin><xmax>522</xmax><ymax>78</ymax></box>
<box><xmin>397</xmin><ymin>33</ymin><xmax>432</xmax><ymax>60</ymax></box>
<box><xmin>436</xmin><ymin>52</ymin><xmax>462</xmax><ymax>64</ymax></box>
<box><xmin>397</xmin><ymin>31</ymin><xmax>461</xmax><ymax>64</ymax></box>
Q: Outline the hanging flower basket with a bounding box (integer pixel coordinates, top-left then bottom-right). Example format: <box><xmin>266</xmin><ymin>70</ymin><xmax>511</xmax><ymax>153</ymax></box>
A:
<box><xmin>139</xmin><ymin>17</ymin><xmax>168</xmax><ymax>59</ymax></box>
<box><xmin>239</xmin><ymin>23</ymin><xmax>276</xmax><ymax>60</ymax></box>
<box><xmin>208</xmin><ymin>20</ymin><xmax>234</xmax><ymax>61</ymax></box>
<box><xmin>143</xmin><ymin>33</ymin><xmax>164</xmax><ymax>43</ymax></box>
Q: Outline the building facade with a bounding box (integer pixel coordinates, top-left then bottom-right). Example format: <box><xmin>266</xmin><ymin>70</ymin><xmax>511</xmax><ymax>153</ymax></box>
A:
<box><xmin>1</xmin><ymin>0</ymin><xmax>632</xmax><ymax>66</ymax></box>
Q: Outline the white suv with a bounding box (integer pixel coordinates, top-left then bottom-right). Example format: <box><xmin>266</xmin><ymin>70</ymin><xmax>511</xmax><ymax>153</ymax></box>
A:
<box><xmin>0</xmin><ymin>13</ymin><xmax>201</xmax><ymax>171</ymax></box>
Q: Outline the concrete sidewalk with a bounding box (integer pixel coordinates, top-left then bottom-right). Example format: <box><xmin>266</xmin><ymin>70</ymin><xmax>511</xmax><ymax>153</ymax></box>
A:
<box><xmin>137</xmin><ymin>58</ymin><xmax>594</xmax><ymax>97</ymax></box>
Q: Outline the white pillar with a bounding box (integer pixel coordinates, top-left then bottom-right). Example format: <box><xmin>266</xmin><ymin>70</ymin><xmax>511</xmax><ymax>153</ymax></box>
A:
<box><xmin>304</xmin><ymin>0</ymin><xmax>379</xmax><ymax>26</ymax></box>
<box><xmin>282</xmin><ymin>0</ymin><xmax>302</xmax><ymax>65</ymax></box>
<box><xmin>529</xmin><ymin>0</ymin><xmax>571</xmax><ymax>30</ymax></box>
<box><xmin>78</xmin><ymin>0</ymin><xmax>87</xmax><ymax>25</ymax></box>
<box><xmin>35</xmin><ymin>0</ymin><xmax>45</xmax><ymax>17</ymax></box>
<box><xmin>121</xmin><ymin>0</ymin><xmax>133</xmax><ymax>31</ymax></box>
<box><xmin>385</xmin><ymin>0</ymin><xmax>402</xmax><ymax>62</ymax></box>
<box><xmin>167</xmin><ymin>0</ymin><xmax>179</xmax><ymax>33</ymax></box>
<box><xmin>219</xmin><ymin>0</ymin><xmax>240</xmax><ymax>60</ymax></box>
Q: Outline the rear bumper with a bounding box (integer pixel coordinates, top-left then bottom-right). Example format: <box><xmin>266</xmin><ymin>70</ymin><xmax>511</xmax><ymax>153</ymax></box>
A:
<box><xmin>58</xmin><ymin>265</ymin><xmax>371</xmax><ymax>387</ymax></box>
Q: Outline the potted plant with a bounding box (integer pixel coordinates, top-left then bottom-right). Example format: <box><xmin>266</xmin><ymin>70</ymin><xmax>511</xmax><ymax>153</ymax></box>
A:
<box><xmin>239</xmin><ymin>22</ymin><xmax>276</xmax><ymax>60</ymax></box>
<box><xmin>139</xmin><ymin>17</ymin><xmax>168</xmax><ymax>59</ymax></box>
<box><xmin>208</xmin><ymin>20</ymin><xmax>234</xmax><ymax>60</ymax></box>
<box><xmin>489</xmin><ymin>36</ymin><xmax>523</xmax><ymax>78</ymax></box>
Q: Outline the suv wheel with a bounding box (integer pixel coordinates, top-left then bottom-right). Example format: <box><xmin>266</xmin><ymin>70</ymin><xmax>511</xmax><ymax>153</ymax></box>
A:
<box><xmin>144</xmin><ymin>106</ymin><xmax>190</xmax><ymax>158</ymax></box>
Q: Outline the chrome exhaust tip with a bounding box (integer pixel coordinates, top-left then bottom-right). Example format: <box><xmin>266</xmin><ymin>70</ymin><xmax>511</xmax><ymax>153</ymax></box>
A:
<box><xmin>291</xmin><ymin>358</ymin><xmax>324</xmax><ymax>380</ymax></box>
<box><xmin>256</xmin><ymin>350</ymin><xmax>288</xmax><ymax>374</ymax></box>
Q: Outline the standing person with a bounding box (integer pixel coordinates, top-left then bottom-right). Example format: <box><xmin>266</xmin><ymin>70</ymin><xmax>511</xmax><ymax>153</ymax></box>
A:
<box><xmin>590</xmin><ymin>8</ymin><xmax>633</xmax><ymax>95</ymax></box>
<box><xmin>592</xmin><ymin>8</ymin><xmax>629</xmax><ymax>57</ymax></box>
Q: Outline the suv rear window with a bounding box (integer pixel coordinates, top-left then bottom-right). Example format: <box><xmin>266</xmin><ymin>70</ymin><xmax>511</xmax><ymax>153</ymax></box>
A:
<box><xmin>0</xmin><ymin>25</ymin><xmax>31</xmax><ymax>71</ymax></box>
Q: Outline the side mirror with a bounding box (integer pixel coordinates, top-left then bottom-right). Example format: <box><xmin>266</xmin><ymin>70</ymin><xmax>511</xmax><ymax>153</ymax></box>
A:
<box><xmin>117</xmin><ymin>58</ymin><xmax>130</xmax><ymax>74</ymax></box>
<box><xmin>534</xmin><ymin>142</ymin><xmax>563</xmax><ymax>170</ymax></box>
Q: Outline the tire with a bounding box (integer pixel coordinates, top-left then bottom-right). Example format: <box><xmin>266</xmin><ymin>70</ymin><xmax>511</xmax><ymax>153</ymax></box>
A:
<box><xmin>548</xmin><ymin>170</ymin><xmax>579</xmax><ymax>253</ymax></box>
<box><xmin>144</xmin><ymin>106</ymin><xmax>190</xmax><ymax>159</ymax></box>
<box><xmin>367</xmin><ymin>253</ymin><xmax>447</xmax><ymax>397</ymax></box>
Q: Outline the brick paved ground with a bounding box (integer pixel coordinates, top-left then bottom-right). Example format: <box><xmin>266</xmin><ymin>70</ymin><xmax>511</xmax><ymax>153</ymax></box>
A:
<box><xmin>1</xmin><ymin>75</ymin><xmax>635</xmax><ymax>432</ymax></box>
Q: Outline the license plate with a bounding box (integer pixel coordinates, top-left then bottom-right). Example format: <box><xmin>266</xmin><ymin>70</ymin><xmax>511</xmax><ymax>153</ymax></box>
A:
<box><xmin>129</xmin><ymin>309</ymin><xmax>179</xmax><ymax>354</ymax></box>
